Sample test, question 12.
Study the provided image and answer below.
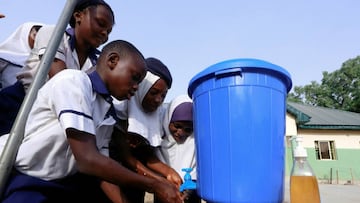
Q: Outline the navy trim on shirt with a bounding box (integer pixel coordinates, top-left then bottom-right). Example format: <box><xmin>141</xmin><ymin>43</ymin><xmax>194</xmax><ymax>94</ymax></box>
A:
<box><xmin>65</xmin><ymin>28</ymin><xmax>100</xmax><ymax>66</ymax></box>
<box><xmin>59</xmin><ymin>109</ymin><xmax>92</xmax><ymax>120</ymax></box>
<box><xmin>88</xmin><ymin>71</ymin><xmax>110</xmax><ymax>97</ymax></box>
<box><xmin>88</xmin><ymin>71</ymin><xmax>120</xmax><ymax>122</ymax></box>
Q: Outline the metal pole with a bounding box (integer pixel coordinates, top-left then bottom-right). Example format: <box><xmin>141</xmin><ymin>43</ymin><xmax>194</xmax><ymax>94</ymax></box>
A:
<box><xmin>0</xmin><ymin>0</ymin><xmax>78</xmax><ymax>197</ymax></box>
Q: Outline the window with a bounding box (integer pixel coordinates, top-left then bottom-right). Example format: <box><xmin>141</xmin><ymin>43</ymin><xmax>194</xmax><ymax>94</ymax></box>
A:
<box><xmin>314</xmin><ymin>140</ymin><xmax>336</xmax><ymax>160</ymax></box>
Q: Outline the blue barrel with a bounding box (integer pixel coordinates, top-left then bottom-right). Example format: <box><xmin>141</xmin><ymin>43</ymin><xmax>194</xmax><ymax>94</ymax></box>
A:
<box><xmin>188</xmin><ymin>58</ymin><xmax>292</xmax><ymax>202</ymax></box>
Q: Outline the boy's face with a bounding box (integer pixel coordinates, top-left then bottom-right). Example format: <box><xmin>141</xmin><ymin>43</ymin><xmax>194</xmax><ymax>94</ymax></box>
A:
<box><xmin>108</xmin><ymin>57</ymin><xmax>146</xmax><ymax>100</ymax></box>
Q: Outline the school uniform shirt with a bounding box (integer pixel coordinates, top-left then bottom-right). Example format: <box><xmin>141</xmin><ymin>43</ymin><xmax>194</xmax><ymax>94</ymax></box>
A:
<box><xmin>157</xmin><ymin>95</ymin><xmax>197</xmax><ymax>180</ymax></box>
<box><xmin>16</xmin><ymin>25</ymin><xmax>98</xmax><ymax>92</ymax></box>
<box><xmin>113</xmin><ymin>71</ymin><xmax>164</xmax><ymax>147</ymax></box>
<box><xmin>0</xmin><ymin>22</ymin><xmax>44</xmax><ymax>89</ymax></box>
<box><xmin>0</xmin><ymin>69</ymin><xmax>116</xmax><ymax>181</ymax></box>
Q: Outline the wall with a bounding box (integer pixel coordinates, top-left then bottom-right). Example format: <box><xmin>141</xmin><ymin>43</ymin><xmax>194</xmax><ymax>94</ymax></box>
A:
<box><xmin>284</xmin><ymin>114</ymin><xmax>360</xmax><ymax>184</ymax></box>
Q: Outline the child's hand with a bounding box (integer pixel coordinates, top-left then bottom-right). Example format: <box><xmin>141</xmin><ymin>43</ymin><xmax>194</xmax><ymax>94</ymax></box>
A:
<box><xmin>181</xmin><ymin>190</ymin><xmax>192</xmax><ymax>201</ymax></box>
<box><xmin>166</xmin><ymin>171</ymin><xmax>183</xmax><ymax>188</ymax></box>
<box><xmin>153</xmin><ymin>179</ymin><xmax>184</xmax><ymax>203</ymax></box>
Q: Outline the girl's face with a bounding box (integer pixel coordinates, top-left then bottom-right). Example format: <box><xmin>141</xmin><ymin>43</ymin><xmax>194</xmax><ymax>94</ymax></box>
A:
<box><xmin>142</xmin><ymin>78</ymin><xmax>168</xmax><ymax>113</ymax></box>
<box><xmin>74</xmin><ymin>5</ymin><xmax>114</xmax><ymax>49</ymax></box>
<box><xmin>28</xmin><ymin>26</ymin><xmax>39</xmax><ymax>49</ymax></box>
<box><xmin>169</xmin><ymin>121</ymin><xmax>194</xmax><ymax>144</ymax></box>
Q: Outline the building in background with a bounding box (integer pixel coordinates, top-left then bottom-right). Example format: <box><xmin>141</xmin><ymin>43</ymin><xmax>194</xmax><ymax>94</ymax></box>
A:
<box><xmin>285</xmin><ymin>102</ymin><xmax>360</xmax><ymax>184</ymax></box>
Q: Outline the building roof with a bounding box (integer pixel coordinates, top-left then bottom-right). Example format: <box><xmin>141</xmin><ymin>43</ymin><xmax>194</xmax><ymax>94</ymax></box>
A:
<box><xmin>287</xmin><ymin>102</ymin><xmax>360</xmax><ymax>130</ymax></box>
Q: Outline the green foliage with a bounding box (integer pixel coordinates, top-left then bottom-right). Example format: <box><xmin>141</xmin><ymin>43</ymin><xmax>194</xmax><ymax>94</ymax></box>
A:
<box><xmin>287</xmin><ymin>56</ymin><xmax>360</xmax><ymax>113</ymax></box>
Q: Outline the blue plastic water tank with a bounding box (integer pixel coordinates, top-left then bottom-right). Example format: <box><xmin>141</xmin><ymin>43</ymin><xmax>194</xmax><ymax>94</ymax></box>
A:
<box><xmin>188</xmin><ymin>58</ymin><xmax>292</xmax><ymax>202</ymax></box>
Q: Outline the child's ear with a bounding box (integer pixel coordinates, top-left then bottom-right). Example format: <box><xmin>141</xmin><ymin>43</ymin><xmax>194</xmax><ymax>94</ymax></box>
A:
<box><xmin>73</xmin><ymin>11</ymin><xmax>83</xmax><ymax>26</ymax></box>
<box><xmin>107</xmin><ymin>53</ymin><xmax>119</xmax><ymax>70</ymax></box>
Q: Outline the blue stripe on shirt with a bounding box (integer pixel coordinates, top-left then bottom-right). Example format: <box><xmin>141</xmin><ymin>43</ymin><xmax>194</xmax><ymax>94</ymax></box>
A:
<box><xmin>59</xmin><ymin>109</ymin><xmax>93</xmax><ymax>120</ymax></box>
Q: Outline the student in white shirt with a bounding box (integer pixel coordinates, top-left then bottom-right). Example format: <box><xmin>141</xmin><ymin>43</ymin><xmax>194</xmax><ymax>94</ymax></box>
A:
<box><xmin>0</xmin><ymin>40</ymin><xmax>182</xmax><ymax>203</ymax></box>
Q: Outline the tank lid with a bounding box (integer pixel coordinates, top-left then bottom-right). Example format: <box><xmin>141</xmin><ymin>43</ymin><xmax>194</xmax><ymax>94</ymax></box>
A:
<box><xmin>188</xmin><ymin>58</ymin><xmax>292</xmax><ymax>96</ymax></box>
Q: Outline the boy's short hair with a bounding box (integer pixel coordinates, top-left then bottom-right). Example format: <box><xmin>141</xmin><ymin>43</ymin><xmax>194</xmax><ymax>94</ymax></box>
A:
<box><xmin>99</xmin><ymin>40</ymin><xmax>145</xmax><ymax>62</ymax></box>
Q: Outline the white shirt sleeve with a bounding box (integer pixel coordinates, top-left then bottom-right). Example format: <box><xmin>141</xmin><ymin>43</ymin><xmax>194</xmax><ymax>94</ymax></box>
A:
<box><xmin>45</xmin><ymin>70</ymin><xmax>96</xmax><ymax>135</ymax></box>
<box><xmin>36</xmin><ymin>25</ymin><xmax>67</xmax><ymax>62</ymax></box>
<box><xmin>17</xmin><ymin>25</ymin><xmax>68</xmax><ymax>90</ymax></box>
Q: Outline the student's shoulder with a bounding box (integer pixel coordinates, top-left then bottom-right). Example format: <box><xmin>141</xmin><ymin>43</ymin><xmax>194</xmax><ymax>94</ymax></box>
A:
<box><xmin>35</xmin><ymin>24</ymin><xmax>60</xmax><ymax>41</ymax></box>
<box><xmin>39</xmin><ymin>24</ymin><xmax>55</xmax><ymax>29</ymax></box>
<box><xmin>36</xmin><ymin>24</ymin><xmax>56</xmax><ymax>34</ymax></box>
<box><xmin>46</xmin><ymin>69</ymin><xmax>91</xmax><ymax>92</ymax></box>
<box><xmin>54</xmin><ymin>69</ymin><xmax>87</xmax><ymax>80</ymax></box>
<box><xmin>49</xmin><ymin>69</ymin><xmax>88</xmax><ymax>86</ymax></box>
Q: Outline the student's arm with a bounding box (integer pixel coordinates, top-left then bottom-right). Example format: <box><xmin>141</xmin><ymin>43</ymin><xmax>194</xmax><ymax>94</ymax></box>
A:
<box><xmin>125</xmin><ymin>132</ymin><xmax>183</xmax><ymax>187</ymax></box>
<box><xmin>66</xmin><ymin>128</ymin><xmax>183</xmax><ymax>203</ymax></box>
<box><xmin>35</xmin><ymin>25</ymin><xmax>68</xmax><ymax>79</ymax></box>
<box><xmin>100</xmin><ymin>181</ymin><xmax>129</xmax><ymax>203</ymax></box>
<box><xmin>124</xmin><ymin>151</ymin><xmax>166</xmax><ymax>181</ymax></box>
<box><xmin>103</xmin><ymin>133</ymin><xmax>165</xmax><ymax>203</ymax></box>
<box><xmin>112</xmin><ymin>128</ymin><xmax>165</xmax><ymax>182</ymax></box>
<box><xmin>48</xmin><ymin>58</ymin><xmax>66</xmax><ymax>78</ymax></box>
<box><xmin>37</xmin><ymin>55</ymin><xmax>66</xmax><ymax>78</ymax></box>
<box><xmin>145</xmin><ymin>147</ymin><xmax>183</xmax><ymax>188</ymax></box>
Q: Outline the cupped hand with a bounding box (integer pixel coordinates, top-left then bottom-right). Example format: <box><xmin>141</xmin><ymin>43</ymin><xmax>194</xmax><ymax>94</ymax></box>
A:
<box><xmin>154</xmin><ymin>179</ymin><xmax>183</xmax><ymax>203</ymax></box>
<box><xmin>166</xmin><ymin>171</ymin><xmax>183</xmax><ymax>188</ymax></box>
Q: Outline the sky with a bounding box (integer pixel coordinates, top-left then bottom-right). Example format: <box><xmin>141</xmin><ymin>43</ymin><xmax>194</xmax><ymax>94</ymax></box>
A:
<box><xmin>1</xmin><ymin>0</ymin><xmax>360</xmax><ymax>102</ymax></box>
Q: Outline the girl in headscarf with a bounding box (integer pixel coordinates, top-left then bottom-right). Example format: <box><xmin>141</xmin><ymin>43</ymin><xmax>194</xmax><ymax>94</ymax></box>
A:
<box><xmin>157</xmin><ymin>94</ymin><xmax>201</xmax><ymax>203</ymax></box>
<box><xmin>108</xmin><ymin>57</ymin><xmax>183</xmax><ymax>203</ymax></box>
<box><xmin>0</xmin><ymin>22</ymin><xmax>43</xmax><ymax>90</ymax></box>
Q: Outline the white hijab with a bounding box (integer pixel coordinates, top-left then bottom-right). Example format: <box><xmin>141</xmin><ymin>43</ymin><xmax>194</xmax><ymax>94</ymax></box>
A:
<box><xmin>0</xmin><ymin>22</ymin><xmax>44</xmax><ymax>66</ymax></box>
<box><xmin>127</xmin><ymin>71</ymin><xmax>164</xmax><ymax>147</ymax></box>
<box><xmin>158</xmin><ymin>94</ymin><xmax>197</xmax><ymax>180</ymax></box>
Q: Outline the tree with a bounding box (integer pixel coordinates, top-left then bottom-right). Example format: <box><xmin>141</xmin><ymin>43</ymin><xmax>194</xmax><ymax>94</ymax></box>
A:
<box><xmin>287</xmin><ymin>56</ymin><xmax>360</xmax><ymax>113</ymax></box>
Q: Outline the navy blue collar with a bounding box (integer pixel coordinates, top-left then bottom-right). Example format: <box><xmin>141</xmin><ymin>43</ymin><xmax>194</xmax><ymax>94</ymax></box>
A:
<box><xmin>65</xmin><ymin>28</ymin><xmax>100</xmax><ymax>66</ymax></box>
<box><xmin>88</xmin><ymin>70</ymin><xmax>110</xmax><ymax>99</ymax></box>
<box><xmin>88</xmin><ymin>71</ymin><xmax>120</xmax><ymax>122</ymax></box>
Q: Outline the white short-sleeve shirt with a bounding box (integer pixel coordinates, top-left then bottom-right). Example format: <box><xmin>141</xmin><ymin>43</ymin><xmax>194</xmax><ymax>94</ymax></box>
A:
<box><xmin>13</xmin><ymin>69</ymin><xmax>116</xmax><ymax>181</ymax></box>
<box><xmin>17</xmin><ymin>25</ymin><xmax>98</xmax><ymax>91</ymax></box>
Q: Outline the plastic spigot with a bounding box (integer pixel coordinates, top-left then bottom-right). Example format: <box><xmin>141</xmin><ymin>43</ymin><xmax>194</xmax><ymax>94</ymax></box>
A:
<box><xmin>179</xmin><ymin>168</ymin><xmax>196</xmax><ymax>192</ymax></box>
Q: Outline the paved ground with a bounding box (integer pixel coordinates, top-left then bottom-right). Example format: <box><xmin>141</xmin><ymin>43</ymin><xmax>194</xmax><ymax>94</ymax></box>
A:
<box><xmin>145</xmin><ymin>179</ymin><xmax>360</xmax><ymax>203</ymax></box>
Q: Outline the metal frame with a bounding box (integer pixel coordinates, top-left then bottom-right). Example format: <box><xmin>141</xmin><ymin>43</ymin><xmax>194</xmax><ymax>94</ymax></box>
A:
<box><xmin>0</xmin><ymin>0</ymin><xmax>79</xmax><ymax>197</ymax></box>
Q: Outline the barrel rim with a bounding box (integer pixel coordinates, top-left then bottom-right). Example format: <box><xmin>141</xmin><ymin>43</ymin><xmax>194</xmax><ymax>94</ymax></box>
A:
<box><xmin>187</xmin><ymin>58</ymin><xmax>293</xmax><ymax>96</ymax></box>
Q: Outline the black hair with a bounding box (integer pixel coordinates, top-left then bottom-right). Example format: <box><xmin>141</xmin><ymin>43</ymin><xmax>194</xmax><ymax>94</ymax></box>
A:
<box><xmin>100</xmin><ymin>40</ymin><xmax>145</xmax><ymax>62</ymax></box>
<box><xmin>69</xmin><ymin>0</ymin><xmax>115</xmax><ymax>28</ymax></box>
<box><xmin>31</xmin><ymin>25</ymin><xmax>43</xmax><ymax>32</ymax></box>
